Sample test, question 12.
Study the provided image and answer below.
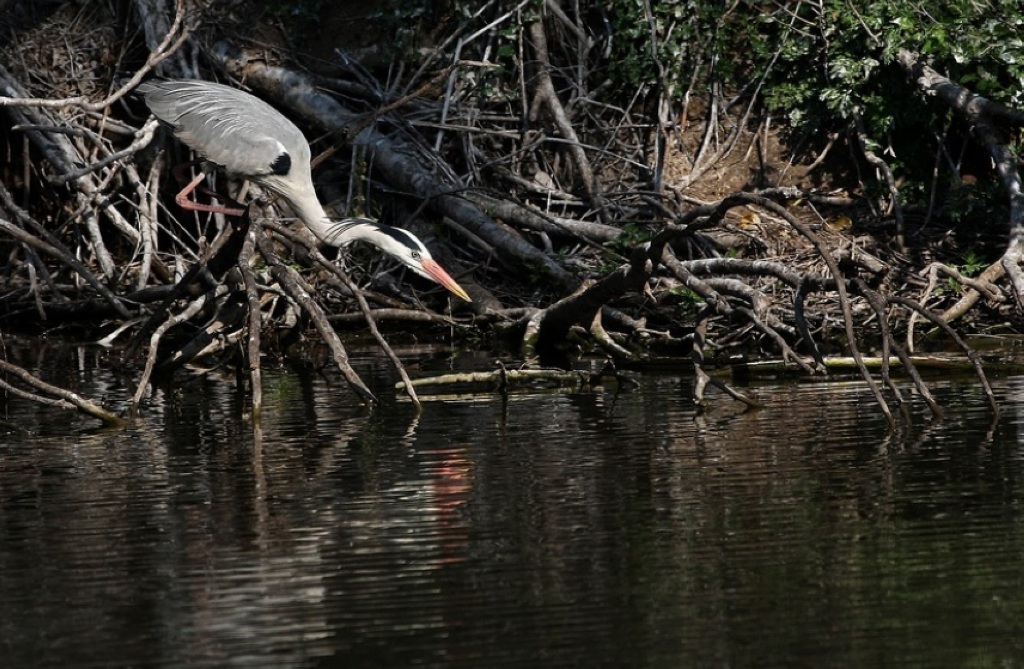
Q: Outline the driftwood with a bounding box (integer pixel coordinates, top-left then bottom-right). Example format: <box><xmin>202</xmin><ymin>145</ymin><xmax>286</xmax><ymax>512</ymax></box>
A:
<box><xmin>736</xmin><ymin>355</ymin><xmax>1004</xmax><ymax>374</ymax></box>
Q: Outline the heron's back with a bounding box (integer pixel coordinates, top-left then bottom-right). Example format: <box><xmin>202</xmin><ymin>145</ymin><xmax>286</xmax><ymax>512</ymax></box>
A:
<box><xmin>139</xmin><ymin>79</ymin><xmax>312</xmax><ymax>184</ymax></box>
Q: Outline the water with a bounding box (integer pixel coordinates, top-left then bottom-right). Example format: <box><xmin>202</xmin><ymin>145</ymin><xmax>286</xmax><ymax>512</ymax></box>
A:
<box><xmin>1</xmin><ymin>344</ymin><xmax>1024</xmax><ymax>667</ymax></box>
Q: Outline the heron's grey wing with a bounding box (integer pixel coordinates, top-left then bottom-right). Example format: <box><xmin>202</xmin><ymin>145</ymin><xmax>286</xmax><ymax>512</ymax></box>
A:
<box><xmin>139</xmin><ymin>80</ymin><xmax>311</xmax><ymax>178</ymax></box>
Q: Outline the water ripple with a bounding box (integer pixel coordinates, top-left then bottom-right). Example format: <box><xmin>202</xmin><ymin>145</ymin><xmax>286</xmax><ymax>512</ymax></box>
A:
<box><xmin>1</xmin><ymin>357</ymin><xmax>1023</xmax><ymax>667</ymax></box>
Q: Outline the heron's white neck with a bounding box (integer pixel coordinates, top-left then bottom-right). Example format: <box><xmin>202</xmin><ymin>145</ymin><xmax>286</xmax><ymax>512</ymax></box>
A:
<box><xmin>282</xmin><ymin>191</ymin><xmax>386</xmax><ymax>249</ymax></box>
<box><xmin>282</xmin><ymin>191</ymin><xmax>333</xmax><ymax>242</ymax></box>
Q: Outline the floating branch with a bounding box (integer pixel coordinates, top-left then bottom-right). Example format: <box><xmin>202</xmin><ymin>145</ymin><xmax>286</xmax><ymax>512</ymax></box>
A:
<box><xmin>396</xmin><ymin>368</ymin><xmax>587</xmax><ymax>391</ymax></box>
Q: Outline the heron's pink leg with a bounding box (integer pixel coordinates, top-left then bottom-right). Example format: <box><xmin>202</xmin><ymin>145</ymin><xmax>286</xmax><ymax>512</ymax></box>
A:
<box><xmin>172</xmin><ymin>164</ymin><xmax>246</xmax><ymax>216</ymax></box>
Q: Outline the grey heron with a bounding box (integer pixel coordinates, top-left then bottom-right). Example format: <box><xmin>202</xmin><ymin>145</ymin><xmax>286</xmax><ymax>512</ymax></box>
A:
<box><xmin>138</xmin><ymin>79</ymin><xmax>471</xmax><ymax>302</ymax></box>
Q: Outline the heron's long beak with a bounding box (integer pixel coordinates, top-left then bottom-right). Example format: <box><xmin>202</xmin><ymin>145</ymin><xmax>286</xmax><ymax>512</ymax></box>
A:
<box><xmin>421</xmin><ymin>259</ymin><xmax>472</xmax><ymax>302</ymax></box>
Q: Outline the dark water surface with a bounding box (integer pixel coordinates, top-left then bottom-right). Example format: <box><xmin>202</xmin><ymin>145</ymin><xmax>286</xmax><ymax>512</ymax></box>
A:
<box><xmin>2</xmin><ymin>345</ymin><xmax>1024</xmax><ymax>667</ymax></box>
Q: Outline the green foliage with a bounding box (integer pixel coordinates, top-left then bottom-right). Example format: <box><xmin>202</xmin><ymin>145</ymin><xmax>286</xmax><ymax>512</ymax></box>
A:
<box><xmin>348</xmin><ymin>1</ymin><xmax>1024</xmax><ymax>152</ymax></box>
<box><xmin>943</xmin><ymin>247</ymin><xmax>988</xmax><ymax>293</ymax></box>
<box><xmin>589</xmin><ymin>0</ymin><xmax>1024</xmax><ymax>221</ymax></box>
<box><xmin>605</xmin><ymin>0</ymin><xmax>745</xmax><ymax>96</ymax></box>
<box><xmin>721</xmin><ymin>0</ymin><xmax>1021</xmax><ymax>153</ymax></box>
<box><xmin>606</xmin><ymin>222</ymin><xmax>649</xmax><ymax>254</ymax></box>
<box><xmin>669</xmin><ymin>285</ymin><xmax>703</xmax><ymax>305</ymax></box>
<box><xmin>599</xmin><ymin>1</ymin><xmax>1024</xmax><ymax>121</ymax></box>
<box><xmin>959</xmin><ymin>248</ymin><xmax>987</xmax><ymax>277</ymax></box>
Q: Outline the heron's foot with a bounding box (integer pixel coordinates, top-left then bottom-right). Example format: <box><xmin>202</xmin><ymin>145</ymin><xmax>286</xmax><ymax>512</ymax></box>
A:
<box><xmin>173</xmin><ymin>170</ymin><xmax>246</xmax><ymax>216</ymax></box>
<box><xmin>174</xmin><ymin>193</ymin><xmax>246</xmax><ymax>217</ymax></box>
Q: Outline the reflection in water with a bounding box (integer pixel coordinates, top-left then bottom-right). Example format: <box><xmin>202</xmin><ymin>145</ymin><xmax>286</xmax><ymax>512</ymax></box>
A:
<box><xmin>1</xmin><ymin>346</ymin><xmax>1023</xmax><ymax>667</ymax></box>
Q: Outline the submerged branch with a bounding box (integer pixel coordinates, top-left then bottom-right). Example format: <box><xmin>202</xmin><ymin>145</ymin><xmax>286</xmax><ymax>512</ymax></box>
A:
<box><xmin>0</xmin><ymin>360</ymin><xmax>126</xmax><ymax>427</ymax></box>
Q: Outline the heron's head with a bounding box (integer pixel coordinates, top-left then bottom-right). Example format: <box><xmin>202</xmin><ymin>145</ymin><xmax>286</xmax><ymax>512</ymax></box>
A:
<box><xmin>342</xmin><ymin>219</ymin><xmax>471</xmax><ymax>302</ymax></box>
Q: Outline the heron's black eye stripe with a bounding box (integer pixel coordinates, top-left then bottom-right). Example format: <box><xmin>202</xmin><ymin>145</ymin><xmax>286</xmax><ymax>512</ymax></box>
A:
<box><xmin>270</xmin><ymin>152</ymin><xmax>291</xmax><ymax>176</ymax></box>
<box><xmin>378</xmin><ymin>226</ymin><xmax>423</xmax><ymax>252</ymax></box>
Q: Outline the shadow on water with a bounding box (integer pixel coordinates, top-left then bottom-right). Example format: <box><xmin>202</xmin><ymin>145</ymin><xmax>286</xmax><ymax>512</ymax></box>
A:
<box><xmin>1</xmin><ymin>342</ymin><xmax>1024</xmax><ymax>667</ymax></box>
